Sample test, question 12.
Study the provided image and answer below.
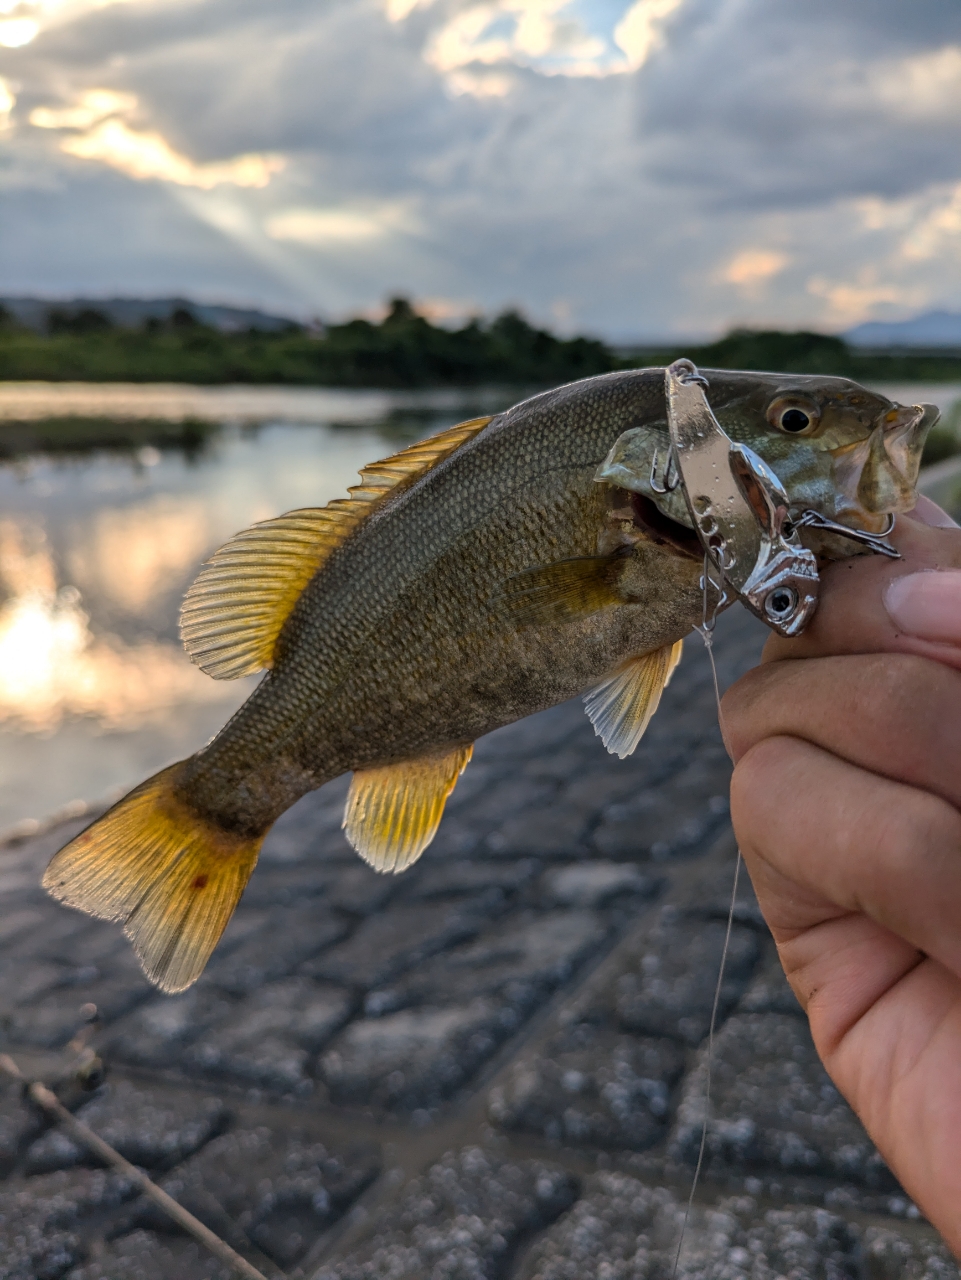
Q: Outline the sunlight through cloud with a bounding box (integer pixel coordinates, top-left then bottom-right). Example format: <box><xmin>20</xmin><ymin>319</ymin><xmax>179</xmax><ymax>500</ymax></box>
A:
<box><xmin>266</xmin><ymin>203</ymin><xmax>416</xmax><ymax>245</ymax></box>
<box><xmin>0</xmin><ymin>16</ymin><xmax>39</xmax><ymax>45</ymax></box>
<box><xmin>0</xmin><ymin>76</ymin><xmax>14</xmax><ymax>129</ymax></box>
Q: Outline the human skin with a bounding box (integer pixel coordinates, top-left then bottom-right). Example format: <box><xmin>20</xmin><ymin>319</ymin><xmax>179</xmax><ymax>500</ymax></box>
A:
<box><xmin>722</xmin><ymin>497</ymin><xmax>961</xmax><ymax>1254</ymax></box>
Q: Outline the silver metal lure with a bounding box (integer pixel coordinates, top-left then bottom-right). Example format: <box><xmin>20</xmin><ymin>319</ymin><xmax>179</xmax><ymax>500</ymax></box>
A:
<box><xmin>663</xmin><ymin>359</ymin><xmax>900</xmax><ymax>638</ymax></box>
<box><xmin>665</xmin><ymin>359</ymin><xmax>819</xmax><ymax>637</ymax></box>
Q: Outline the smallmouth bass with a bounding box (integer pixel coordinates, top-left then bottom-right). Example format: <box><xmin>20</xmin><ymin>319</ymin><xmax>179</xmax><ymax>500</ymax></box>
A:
<box><xmin>43</xmin><ymin>368</ymin><xmax>936</xmax><ymax>991</ymax></box>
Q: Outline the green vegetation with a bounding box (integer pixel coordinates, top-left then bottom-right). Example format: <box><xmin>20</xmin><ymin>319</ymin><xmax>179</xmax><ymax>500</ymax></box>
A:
<box><xmin>0</xmin><ymin>299</ymin><xmax>614</xmax><ymax>387</ymax></box>
<box><xmin>0</xmin><ymin>415</ymin><xmax>217</xmax><ymax>460</ymax></box>
<box><xmin>2</xmin><ymin>302</ymin><xmax>961</xmax><ymax>388</ymax></box>
<box><xmin>646</xmin><ymin>328</ymin><xmax>961</xmax><ymax>382</ymax></box>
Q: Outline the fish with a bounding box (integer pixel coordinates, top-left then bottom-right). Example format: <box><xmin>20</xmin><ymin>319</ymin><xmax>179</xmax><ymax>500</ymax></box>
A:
<box><xmin>42</xmin><ymin>367</ymin><xmax>937</xmax><ymax>992</ymax></box>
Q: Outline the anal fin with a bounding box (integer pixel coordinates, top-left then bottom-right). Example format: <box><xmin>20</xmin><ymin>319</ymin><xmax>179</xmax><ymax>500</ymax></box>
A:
<box><xmin>498</xmin><ymin>551</ymin><xmax>628</xmax><ymax>629</ymax></box>
<box><xmin>343</xmin><ymin>744</ymin><xmax>473</xmax><ymax>873</ymax></box>
<box><xmin>584</xmin><ymin>639</ymin><xmax>683</xmax><ymax>759</ymax></box>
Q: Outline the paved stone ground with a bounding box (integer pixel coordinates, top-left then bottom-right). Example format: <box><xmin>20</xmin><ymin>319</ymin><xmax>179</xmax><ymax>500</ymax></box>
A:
<box><xmin>0</xmin><ymin>607</ymin><xmax>956</xmax><ymax>1279</ymax></box>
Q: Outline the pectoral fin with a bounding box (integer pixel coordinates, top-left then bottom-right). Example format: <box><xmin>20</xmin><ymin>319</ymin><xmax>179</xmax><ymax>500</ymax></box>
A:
<box><xmin>343</xmin><ymin>744</ymin><xmax>473</xmax><ymax>873</ymax></box>
<box><xmin>498</xmin><ymin>551</ymin><xmax>628</xmax><ymax>629</ymax></box>
<box><xmin>584</xmin><ymin>639</ymin><xmax>683</xmax><ymax>759</ymax></box>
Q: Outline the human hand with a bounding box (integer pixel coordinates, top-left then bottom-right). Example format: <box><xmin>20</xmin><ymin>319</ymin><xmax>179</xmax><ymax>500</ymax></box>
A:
<box><xmin>721</xmin><ymin>496</ymin><xmax>961</xmax><ymax>1253</ymax></box>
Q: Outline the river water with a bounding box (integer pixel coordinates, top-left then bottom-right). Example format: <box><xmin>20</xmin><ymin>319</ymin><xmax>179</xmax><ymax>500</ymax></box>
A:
<box><xmin>0</xmin><ymin>380</ymin><xmax>958</xmax><ymax>834</ymax></box>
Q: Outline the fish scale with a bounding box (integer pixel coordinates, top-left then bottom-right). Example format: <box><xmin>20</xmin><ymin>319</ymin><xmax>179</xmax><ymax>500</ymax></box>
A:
<box><xmin>41</xmin><ymin>366</ymin><xmax>935</xmax><ymax>992</ymax></box>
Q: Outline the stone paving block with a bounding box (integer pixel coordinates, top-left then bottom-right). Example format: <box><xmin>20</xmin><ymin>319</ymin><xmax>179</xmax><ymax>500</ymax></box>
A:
<box><xmin>462</xmin><ymin>776</ymin><xmax>558</xmax><ymax>825</ymax></box>
<box><xmin>0</xmin><ymin>906</ymin><xmax>49</xmax><ymax>949</ymax></box>
<box><xmin>105</xmin><ymin>987</ymin><xmax>235</xmax><ymax>1068</ymax></box>
<box><xmin>592</xmin><ymin>791</ymin><xmax>689</xmax><ymax>860</ymax></box>
<box><xmin>489</xmin><ymin>1020</ymin><xmax>684</xmax><ymax>1150</ymax></box>
<box><xmin>0</xmin><ymin>1168</ymin><xmax>137</xmax><ymax>1280</ymax></box>
<box><xmin>233</xmin><ymin>861</ymin><xmax>337</xmax><ymax>908</ymax></box>
<box><xmin>315</xmin><ymin>1146</ymin><xmax>577</xmax><ymax>1280</ymax></box>
<box><xmin>305</xmin><ymin>900</ymin><xmax>490</xmax><ymax>988</ymax></box>
<box><xmin>670</xmin><ymin>1012</ymin><xmax>895</xmax><ymax>1187</ymax></box>
<box><xmin>258</xmin><ymin>781</ymin><xmax>351</xmax><ymax>865</ymax></box>
<box><xmin>478</xmin><ymin>701</ymin><xmax>587</xmax><ymax>759</ymax></box>
<box><xmin>185</xmin><ymin>978</ymin><xmax>353</xmax><ymax>1093</ymax></box>
<box><xmin>521</xmin><ymin>745</ymin><xmax>596</xmax><ymax>782</ymax></box>
<box><xmin>0</xmin><ymin>1075</ymin><xmax>44</xmax><ymax>1176</ymax></box>
<box><xmin>5</xmin><ymin>971</ymin><xmax>154</xmax><ymax>1049</ymax></box>
<box><xmin>366</xmin><ymin>909</ymin><xmax>610</xmax><ymax>1018</ymax></box>
<box><xmin>201</xmin><ymin>904</ymin><xmax>349</xmax><ymax>995</ymax></box>
<box><xmin>541</xmin><ymin>862</ymin><xmax>658</xmax><ymax>908</ymax></box>
<box><xmin>613</xmin><ymin>912</ymin><xmax>760</xmax><ymax>1044</ymax></box>
<box><xmin>25</xmin><ymin>1080</ymin><xmax>227</xmax><ymax>1174</ymax></box>
<box><xmin>320</xmin><ymin>998</ymin><xmax>513</xmax><ymax>1109</ymax></box>
<box><xmin>64</xmin><ymin>1229</ymin><xmax>236</xmax><ymax>1280</ymax></box>
<box><xmin>518</xmin><ymin>1173</ymin><xmax>871</xmax><ymax>1280</ymax></box>
<box><xmin>148</xmin><ymin>1127</ymin><xmax>379</xmax><ymax>1268</ymax></box>
<box><xmin>486</xmin><ymin>798</ymin><xmax>593</xmax><ymax>857</ymax></box>
<box><xmin>863</xmin><ymin>1226</ymin><xmax>961</xmax><ymax>1279</ymax></box>
<box><xmin>400</xmin><ymin>858</ymin><xmax>539</xmax><ymax>903</ymax></box>
<box><xmin>516</xmin><ymin>1170</ymin><xmax>681</xmax><ymax>1279</ymax></box>
<box><xmin>325</xmin><ymin>864</ymin><xmax>399</xmax><ymax>916</ymax></box>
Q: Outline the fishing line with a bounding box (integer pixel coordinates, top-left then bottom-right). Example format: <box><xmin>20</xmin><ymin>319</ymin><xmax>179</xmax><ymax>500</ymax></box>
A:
<box><xmin>669</xmin><ymin>565</ymin><xmax>743</xmax><ymax>1279</ymax></box>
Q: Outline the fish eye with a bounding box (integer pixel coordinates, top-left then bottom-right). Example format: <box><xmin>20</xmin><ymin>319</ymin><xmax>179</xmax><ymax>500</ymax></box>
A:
<box><xmin>766</xmin><ymin>396</ymin><xmax>820</xmax><ymax>436</ymax></box>
<box><xmin>781</xmin><ymin>409</ymin><xmax>810</xmax><ymax>432</ymax></box>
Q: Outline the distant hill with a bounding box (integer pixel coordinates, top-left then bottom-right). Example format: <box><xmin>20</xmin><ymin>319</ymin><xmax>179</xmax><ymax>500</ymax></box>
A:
<box><xmin>845</xmin><ymin>310</ymin><xmax>961</xmax><ymax>349</ymax></box>
<box><xmin>0</xmin><ymin>296</ymin><xmax>301</xmax><ymax>334</ymax></box>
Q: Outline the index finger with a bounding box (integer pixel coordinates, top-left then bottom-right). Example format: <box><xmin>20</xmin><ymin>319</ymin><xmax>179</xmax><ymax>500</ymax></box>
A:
<box><xmin>762</xmin><ymin>511</ymin><xmax>961</xmax><ymax>671</ymax></box>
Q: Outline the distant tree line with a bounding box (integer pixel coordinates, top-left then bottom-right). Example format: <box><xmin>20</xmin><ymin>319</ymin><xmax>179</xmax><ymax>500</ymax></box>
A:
<box><xmin>1</xmin><ymin>298</ymin><xmax>960</xmax><ymax>386</ymax></box>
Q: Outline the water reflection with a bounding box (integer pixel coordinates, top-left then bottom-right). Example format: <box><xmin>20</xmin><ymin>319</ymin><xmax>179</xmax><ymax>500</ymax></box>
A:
<box><xmin>0</xmin><ymin>387</ymin><xmax>516</xmax><ymax>831</ymax></box>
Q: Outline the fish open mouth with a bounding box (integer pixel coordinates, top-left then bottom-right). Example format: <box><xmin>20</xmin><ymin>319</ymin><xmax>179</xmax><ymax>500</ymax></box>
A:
<box><xmin>628</xmin><ymin>491</ymin><xmax>702</xmax><ymax>559</ymax></box>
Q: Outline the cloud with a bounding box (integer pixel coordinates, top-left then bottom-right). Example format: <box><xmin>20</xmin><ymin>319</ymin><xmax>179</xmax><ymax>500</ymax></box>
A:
<box><xmin>60</xmin><ymin>118</ymin><xmax>283</xmax><ymax>187</ymax></box>
<box><xmin>407</xmin><ymin>0</ymin><xmax>684</xmax><ymax>89</ymax></box>
<box><xmin>1</xmin><ymin>0</ymin><xmax>961</xmax><ymax>337</ymax></box>
<box><xmin>28</xmin><ymin>86</ymin><xmax>284</xmax><ymax>188</ymax></box>
<box><xmin>722</xmin><ymin>249</ymin><xmax>789</xmax><ymax>294</ymax></box>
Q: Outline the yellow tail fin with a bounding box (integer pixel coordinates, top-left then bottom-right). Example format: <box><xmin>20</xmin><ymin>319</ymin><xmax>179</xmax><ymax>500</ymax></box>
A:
<box><xmin>42</xmin><ymin>763</ymin><xmax>262</xmax><ymax>993</ymax></box>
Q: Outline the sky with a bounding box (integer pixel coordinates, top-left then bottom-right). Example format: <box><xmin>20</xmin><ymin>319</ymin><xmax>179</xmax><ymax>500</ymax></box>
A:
<box><xmin>1</xmin><ymin>0</ymin><xmax>961</xmax><ymax>339</ymax></box>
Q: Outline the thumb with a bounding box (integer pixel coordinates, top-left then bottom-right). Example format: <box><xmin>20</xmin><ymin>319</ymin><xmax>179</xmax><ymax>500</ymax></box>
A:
<box><xmin>761</xmin><ymin>501</ymin><xmax>961</xmax><ymax>672</ymax></box>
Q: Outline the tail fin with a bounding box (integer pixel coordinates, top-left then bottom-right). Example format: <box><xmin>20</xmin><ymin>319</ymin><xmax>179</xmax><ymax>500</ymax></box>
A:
<box><xmin>42</xmin><ymin>762</ymin><xmax>263</xmax><ymax>993</ymax></box>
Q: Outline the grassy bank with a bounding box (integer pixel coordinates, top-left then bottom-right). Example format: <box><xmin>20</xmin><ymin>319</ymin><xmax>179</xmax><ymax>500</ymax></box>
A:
<box><xmin>4</xmin><ymin>300</ymin><xmax>961</xmax><ymax>388</ymax></box>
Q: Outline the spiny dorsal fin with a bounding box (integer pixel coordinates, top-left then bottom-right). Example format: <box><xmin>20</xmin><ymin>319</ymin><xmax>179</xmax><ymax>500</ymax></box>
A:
<box><xmin>42</xmin><ymin>761</ymin><xmax>263</xmax><ymax>993</ymax></box>
<box><xmin>180</xmin><ymin>416</ymin><xmax>492</xmax><ymax>679</ymax></box>
<box><xmin>343</xmin><ymin>744</ymin><xmax>473</xmax><ymax>873</ymax></box>
<box><xmin>498</xmin><ymin>551</ymin><xmax>629</xmax><ymax>630</ymax></box>
<box><xmin>584</xmin><ymin>639</ymin><xmax>683</xmax><ymax>759</ymax></box>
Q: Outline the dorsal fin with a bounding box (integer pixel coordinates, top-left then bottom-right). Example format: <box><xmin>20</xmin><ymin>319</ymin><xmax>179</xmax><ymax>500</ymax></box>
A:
<box><xmin>180</xmin><ymin>416</ymin><xmax>492</xmax><ymax>679</ymax></box>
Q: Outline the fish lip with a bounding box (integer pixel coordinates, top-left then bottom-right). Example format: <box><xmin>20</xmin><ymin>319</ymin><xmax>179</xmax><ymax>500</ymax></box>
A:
<box><xmin>874</xmin><ymin>400</ymin><xmax>936</xmax><ymax>435</ymax></box>
<box><xmin>916</xmin><ymin>402</ymin><xmax>942</xmax><ymax>432</ymax></box>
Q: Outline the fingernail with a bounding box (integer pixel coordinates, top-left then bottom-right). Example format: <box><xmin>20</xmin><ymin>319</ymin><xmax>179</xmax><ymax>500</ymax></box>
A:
<box><xmin>884</xmin><ymin>570</ymin><xmax>961</xmax><ymax>642</ymax></box>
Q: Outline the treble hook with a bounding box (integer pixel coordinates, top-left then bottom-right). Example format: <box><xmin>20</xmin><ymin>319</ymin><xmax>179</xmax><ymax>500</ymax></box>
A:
<box><xmin>650</xmin><ymin>446</ymin><xmax>681</xmax><ymax>495</ymax></box>
<box><xmin>794</xmin><ymin>509</ymin><xmax>900</xmax><ymax>559</ymax></box>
